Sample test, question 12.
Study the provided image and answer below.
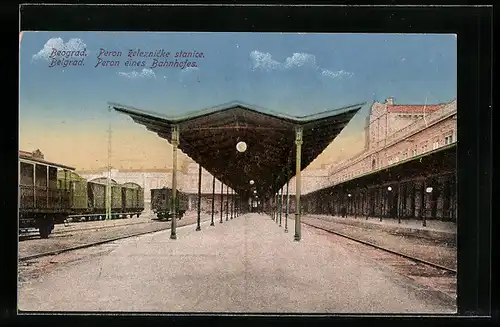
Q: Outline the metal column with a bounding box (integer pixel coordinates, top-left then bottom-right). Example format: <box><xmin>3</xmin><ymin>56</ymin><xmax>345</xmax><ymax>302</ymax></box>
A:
<box><xmin>279</xmin><ymin>188</ymin><xmax>283</xmax><ymax>227</ymax></box>
<box><xmin>294</xmin><ymin>126</ymin><xmax>303</xmax><ymax>241</ymax></box>
<box><xmin>231</xmin><ymin>189</ymin><xmax>234</xmax><ymax>219</ymax></box>
<box><xmin>285</xmin><ymin>173</ymin><xmax>289</xmax><ymax>233</ymax></box>
<box><xmin>196</xmin><ymin>163</ymin><xmax>202</xmax><ymax>231</ymax></box>
<box><xmin>170</xmin><ymin>125</ymin><xmax>179</xmax><ymax>240</ymax></box>
<box><xmin>226</xmin><ymin>186</ymin><xmax>229</xmax><ymax>221</ymax></box>
<box><xmin>220</xmin><ymin>182</ymin><xmax>224</xmax><ymax>224</ymax></box>
<box><xmin>274</xmin><ymin>190</ymin><xmax>280</xmax><ymax>223</ymax></box>
<box><xmin>397</xmin><ymin>182</ymin><xmax>402</xmax><ymax>223</ymax></box>
<box><xmin>211</xmin><ymin>175</ymin><xmax>215</xmax><ymax>226</ymax></box>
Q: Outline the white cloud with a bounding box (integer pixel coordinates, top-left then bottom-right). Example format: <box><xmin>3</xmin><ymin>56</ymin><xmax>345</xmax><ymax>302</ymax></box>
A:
<box><xmin>118</xmin><ymin>68</ymin><xmax>156</xmax><ymax>79</ymax></box>
<box><xmin>249</xmin><ymin>50</ymin><xmax>281</xmax><ymax>71</ymax></box>
<box><xmin>283</xmin><ymin>53</ymin><xmax>318</xmax><ymax>69</ymax></box>
<box><xmin>181</xmin><ymin>66</ymin><xmax>199</xmax><ymax>73</ymax></box>
<box><xmin>320</xmin><ymin>69</ymin><xmax>353</xmax><ymax>79</ymax></box>
<box><xmin>250</xmin><ymin>50</ymin><xmax>353</xmax><ymax>78</ymax></box>
<box><xmin>32</xmin><ymin>37</ymin><xmax>87</xmax><ymax>62</ymax></box>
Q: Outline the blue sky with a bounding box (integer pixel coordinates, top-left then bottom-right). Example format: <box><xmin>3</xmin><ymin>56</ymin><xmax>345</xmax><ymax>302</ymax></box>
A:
<box><xmin>20</xmin><ymin>32</ymin><xmax>456</xmax><ymax>120</ymax></box>
<box><xmin>19</xmin><ymin>32</ymin><xmax>457</xmax><ymax>170</ymax></box>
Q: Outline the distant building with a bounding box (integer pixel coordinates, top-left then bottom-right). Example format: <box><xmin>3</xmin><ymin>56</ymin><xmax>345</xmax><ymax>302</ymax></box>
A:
<box><xmin>328</xmin><ymin>97</ymin><xmax>457</xmax><ymax>186</ymax></box>
<box><xmin>287</xmin><ymin>97</ymin><xmax>457</xmax><ymax>195</ymax></box>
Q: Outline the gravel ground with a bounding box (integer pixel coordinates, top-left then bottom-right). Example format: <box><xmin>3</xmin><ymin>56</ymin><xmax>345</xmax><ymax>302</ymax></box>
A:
<box><xmin>300</xmin><ymin>215</ymin><xmax>457</xmax><ymax>270</ymax></box>
<box><xmin>18</xmin><ymin>212</ymin><xmax>216</xmax><ymax>259</ymax></box>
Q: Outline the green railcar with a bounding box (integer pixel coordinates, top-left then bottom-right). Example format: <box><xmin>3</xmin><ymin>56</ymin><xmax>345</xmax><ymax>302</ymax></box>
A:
<box><xmin>57</xmin><ymin>171</ymin><xmax>88</xmax><ymax>213</ymax></box>
<box><xmin>122</xmin><ymin>182</ymin><xmax>144</xmax><ymax>217</ymax></box>
<box><xmin>151</xmin><ymin>187</ymin><xmax>188</xmax><ymax>220</ymax></box>
<box><xmin>55</xmin><ymin>174</ymin><xmax>145</xmax><ymax>221</ymax></box>
<box><xmin>87</xmin><ymin>181</ymin><xmax>106</xmax><ymax>210</ymax></box>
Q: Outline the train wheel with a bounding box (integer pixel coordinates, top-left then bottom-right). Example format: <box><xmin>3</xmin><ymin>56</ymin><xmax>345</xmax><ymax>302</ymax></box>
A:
<box><xmin>38</xmin><ymin>217</ymin><xmax>53</xmax><ymax>239</ymax></box>
<box><xmin>39</xmin><ymin>225</ymin><xmax>50</xmax><ymax>239</ymax></box>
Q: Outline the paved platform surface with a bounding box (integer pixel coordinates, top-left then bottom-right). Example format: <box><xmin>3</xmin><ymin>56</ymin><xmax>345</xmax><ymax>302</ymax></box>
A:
<box><xmin>18</xmin><ymin>213</ymin><xmax>456</xmax><ymax>314</ymax></box>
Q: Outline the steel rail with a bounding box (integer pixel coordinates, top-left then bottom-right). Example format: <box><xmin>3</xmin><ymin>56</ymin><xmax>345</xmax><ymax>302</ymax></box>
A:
<box><xmin>19</xmin><ymin>220</ymin><xmax>152</xmax><ymax>241</ymax></box>
<box><xmin>19</xmin><ymin>220</ymin><xmax>204</xmax><ymax>262</ymax></box>
<box><xmin>300</xmin><ymin>220</ymin><xmax>457</xmax><ymax>274</ymax></box>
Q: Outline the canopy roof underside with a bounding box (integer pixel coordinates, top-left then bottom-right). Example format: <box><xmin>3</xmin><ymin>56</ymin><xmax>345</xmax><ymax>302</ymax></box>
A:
<box><xmin>109</xmin><ymin>101</ymin><xmax>364</xmax><ymax>199</ymax></box>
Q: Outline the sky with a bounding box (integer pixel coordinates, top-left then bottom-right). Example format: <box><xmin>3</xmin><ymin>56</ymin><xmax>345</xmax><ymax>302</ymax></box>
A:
<box><xmin>19</xmin><ymin>32</ymin><xmax>457</xmax><ymax>171</ymax></box>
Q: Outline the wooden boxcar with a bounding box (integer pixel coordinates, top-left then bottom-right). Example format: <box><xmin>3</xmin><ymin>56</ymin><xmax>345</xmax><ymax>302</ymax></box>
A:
<box><xmin>150</xmin><ymin>187</ymin><xmax>188</xmax><ymax>220</ymax></box>
<box><xmin>86</xmin><ymin>179</ymin><xmax>107</xmax><ymax>219</ymax></box>
<box><xmin>19</xmin><ymin>153</ymin><xmax>73</xmax><ymax>238</ymax></box>
<box><xmin>122</xmin><ymin>182</ymin><xmax>145</xmax><ymax>217</ymax></box>
<box><xmin>56</xmin><ymin>175</ymin><xmax>145</xmax><ymax>221</ymax></box>
<box><xmin>58</xmin><ymin>171</ymin><xmax>88</xmax><ymax>216</ymax></box>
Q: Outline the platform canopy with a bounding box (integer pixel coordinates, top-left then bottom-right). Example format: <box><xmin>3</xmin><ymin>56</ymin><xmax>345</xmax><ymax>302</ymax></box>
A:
<box><xmin>109</xmin><ymin>101</ymin><xmax>364</xmax><ymax>200</ymax></box>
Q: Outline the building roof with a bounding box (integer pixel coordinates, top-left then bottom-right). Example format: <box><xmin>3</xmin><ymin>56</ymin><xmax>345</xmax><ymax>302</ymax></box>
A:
<box><xmin>387</xmin><ymin>104</ymin><xmax>445</xmax><ymax>114</ymax></box>
<box><xmin>19</xmin><ymin>151</ymin><xmax>75</xmax><ymax>171</ymax></box>
<box><xmin>306</xmin><ymin>143</ymin><xmax>457</xmax><ymax>196</ymax></box>
<box><xmin>109</xmin><ymin>100</ymin><xmax>364</xmax><ymax>199</ymax></box>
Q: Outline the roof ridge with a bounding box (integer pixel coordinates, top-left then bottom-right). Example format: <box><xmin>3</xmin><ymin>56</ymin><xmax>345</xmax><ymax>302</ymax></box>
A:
<box><xmin>109</xmin><ymin>100</ymin><xmax>366</xmax><ymax>123</ymax></box>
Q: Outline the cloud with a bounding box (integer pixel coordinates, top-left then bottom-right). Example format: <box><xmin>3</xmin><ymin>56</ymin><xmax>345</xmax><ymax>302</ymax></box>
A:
<box><xmin>283</xmin><ymin>53</ymin><xmax>318</xmax><ymax>69</ymax></box>
<box><xmin>249</xmin><ymin>50</ymin><xmax>353</xmax><ymax>78</ymax></box>
<box><xmin>32</xmin><ymin>37</ymin><xmax>87</xmax><ymax>62</ymax></box>
<box><xmin>320</xmin><ymin>69</ymin><xmax>353</xmax><ymax>79</ymax></box>
<box><xmin>181</xmin><ymin>66</ymin><xmax>199</xmax><ymax>73</ymax></box>
<box><xmin>249</xmin><ymin>51</ymin><xmax>282</xmax><ymax>71</ymax></box>
<box><xmin>118</xmin><ymin>68</ymin><xmax>156</xmax><ymax>79</ymax></box>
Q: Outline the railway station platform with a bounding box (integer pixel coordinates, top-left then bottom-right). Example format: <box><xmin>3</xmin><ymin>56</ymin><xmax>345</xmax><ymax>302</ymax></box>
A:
<box><xmin>18</xmin><ymin>213</ymin><xmax>456</xmax><ymax>314</ymax></box>
<box><xmin>304</xmin><ymin>214</ymin><xmax>456</xmax><ymax>243</ymax></box>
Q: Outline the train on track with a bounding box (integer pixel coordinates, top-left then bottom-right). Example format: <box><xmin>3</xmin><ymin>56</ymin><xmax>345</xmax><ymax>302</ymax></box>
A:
<box><xmin>19</xmin><ymin>151</ymin><xmax>144</xmax><ymax>238</ymax></box>
<box><xmin>150</xmin><ymin>187</ymin><xmax>188</xmax><ymax>220</ymax></box>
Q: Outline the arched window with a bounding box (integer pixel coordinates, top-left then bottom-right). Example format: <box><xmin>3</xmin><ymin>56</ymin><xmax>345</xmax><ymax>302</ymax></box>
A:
<box><xmin>372</xmin><ymin>159</ymin><xmax>376</xmax><ymax>170</ymax></box>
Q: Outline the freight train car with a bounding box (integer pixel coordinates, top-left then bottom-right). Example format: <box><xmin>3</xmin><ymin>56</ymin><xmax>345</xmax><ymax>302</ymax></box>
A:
<box><xmin>57</xmin><ymin>174</ymin><xmax>145</xmax><ymax>222</ymax></box>
<box><xmin>151</xmin><ymin>187</ymin><xmax>188</xmax><ymax>220</ymax></box>
<box><xmin>19</xmin><ymin>153</ymin><xmax>73</xmax><ymax>238</ymax></box>
<box><xmin>58</xmin><ymin>171</ymin><xmax>88</xmax><ymax>216</ymax></box>
<box><xmin>122</xmin><ymin>182</ymin><xmax>145</xmax><ymax>216</ymax></box>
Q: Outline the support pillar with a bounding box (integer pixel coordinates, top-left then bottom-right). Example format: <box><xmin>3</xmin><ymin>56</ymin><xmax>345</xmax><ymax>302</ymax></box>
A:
<box><xmin>285</xmin><ymin>172</ymin><xmax>289</xmax><ymax>233</ymax></box>
<box><xmin>397</xmin><ymin>182</ymin><xmax>401</xmax><ymax>224</ymax></box>
<box><xmin>220</xmin><ymin>182</ymin><xmax>224</xmax><ymax>224</ymax></box>
<box><xmin>231</xmin><ymin>189</ymin><xmax>234</xmax><ymax>219</ymax></box>
<box><xmin>279</xmin><ymin>188</ymin><xmax>282</xmax><ymax>227</ymax></box>
<box><xmin>170</xmin><ymin>125</ymin><xmax>179</xmax><ymax>240</ymax></box>
<box><xmin>226</xmin><ymin>186</ymin><xmax>229</xmax><ymax>221</ymax></box>
<box><xmin>210</xmin><ymin>175</ymin><xmax>215</xmax><ymax>226</ymax></box>
<box><xmin>294</xmin><ymin>126</ymin><xmax>303</xmax><ymax>241</ymax></box>
<box><xmin>196</xmin><ymin>163</ymin><xmax>202</xmax><ymax>231</ymax></box>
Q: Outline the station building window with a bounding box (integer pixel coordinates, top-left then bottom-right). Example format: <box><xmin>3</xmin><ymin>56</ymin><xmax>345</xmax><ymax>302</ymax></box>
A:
<box><xmin>433</xmin><ymin>138</ymin><xmax>440</xmax><ymax>150</ymax></box>
<box><xmin>421</xmin><ymin>141</ymin><xmax>428</xmax><ymax>153</ymax></box>
<box><xmin>444</xmin><ymin>133</ymin><xmax>454</xmax><ymax>145</ymax></box>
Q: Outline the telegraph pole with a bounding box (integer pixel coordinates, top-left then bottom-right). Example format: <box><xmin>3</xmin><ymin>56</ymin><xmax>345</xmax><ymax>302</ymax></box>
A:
<box><xmin>106</xmin><ymin>107</ymin><xmax>112</xmax><ymax>220</ymax></box>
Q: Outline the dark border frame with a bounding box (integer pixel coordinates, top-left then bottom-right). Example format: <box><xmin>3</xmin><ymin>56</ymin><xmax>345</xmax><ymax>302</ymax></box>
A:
<box><xmin>3</xmin><ymin>3</ymin><xmax>494</xmax><ymax>326</ymax></box>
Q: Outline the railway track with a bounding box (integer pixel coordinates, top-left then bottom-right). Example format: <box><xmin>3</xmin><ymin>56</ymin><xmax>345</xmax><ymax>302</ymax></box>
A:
<box><xmin>19</xmin><ymin>219</ymin><xmax>151</xmax><ymax>241</ymax></box>
<box><xmin>300</xmin><ymin>219</ymin><xmax>457</xmax><ymax>304</ymax></box>
<box><xmin>18</xmin><ymin>217</ymin><xmax>208</xmax><ymax>262</ymax></box>
<box><xmin>301</xmin><ymin>220</ymin><xmax>456</xmax><ymax>274</ymax></box>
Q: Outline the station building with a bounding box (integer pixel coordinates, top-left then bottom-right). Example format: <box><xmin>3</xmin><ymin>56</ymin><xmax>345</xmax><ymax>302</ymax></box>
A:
<box><xmin>281</xmin><ymin>97</ymin><xmax>457</xmax><ymax>222</ymax></box>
